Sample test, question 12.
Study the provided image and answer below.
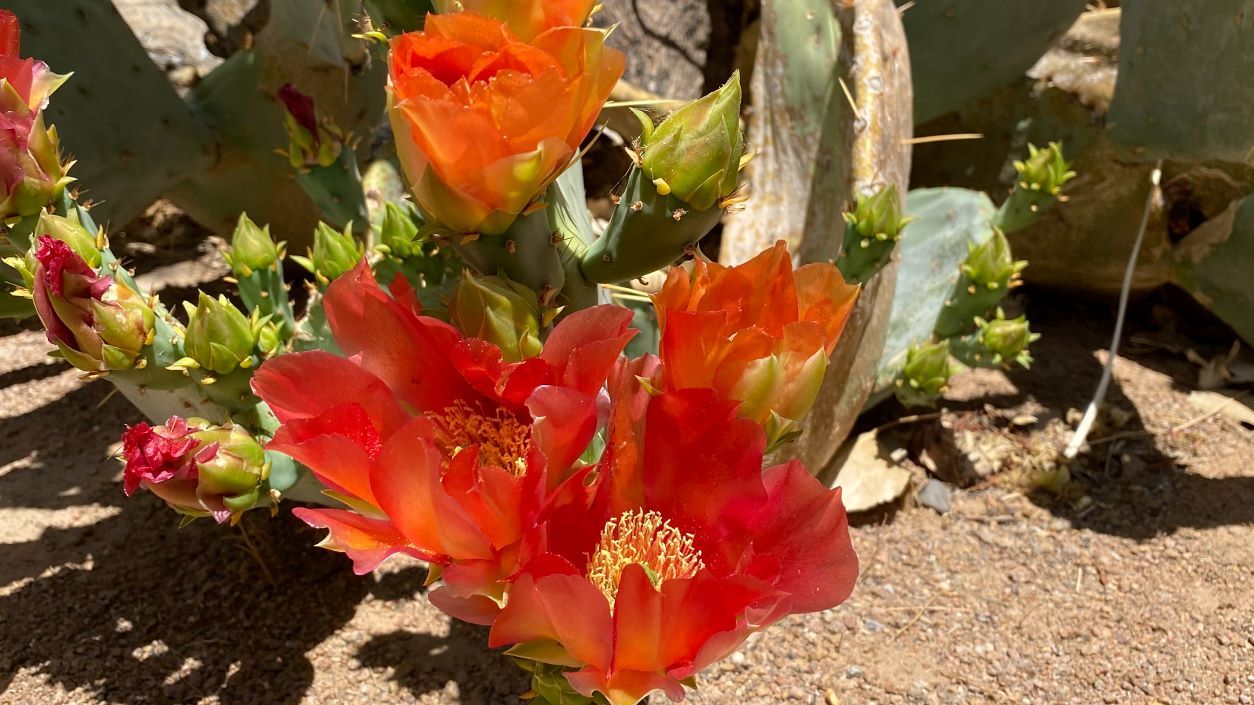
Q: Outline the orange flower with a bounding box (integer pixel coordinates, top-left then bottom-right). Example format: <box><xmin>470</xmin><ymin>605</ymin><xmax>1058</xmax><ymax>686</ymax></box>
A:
<box><xmin>432</xmin><ymin>0</ymin><xmax>595</xmax><ymax>41</ymax></box>
<box><xmin>652</xmin><ymin>241</ymin><xmax>859</xmax><ymax>441</ymax></box>
<box><xmin>388</xmin><ymin>13</ymin><xmax>623</xmax><ymax>234</ymax></box>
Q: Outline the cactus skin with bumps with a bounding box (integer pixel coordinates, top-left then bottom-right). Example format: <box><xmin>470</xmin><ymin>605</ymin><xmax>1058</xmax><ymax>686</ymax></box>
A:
<box><xmin>933</xmin><ymin>228</ymin><xmax>1027</xmax><ymax>340</ymax></box>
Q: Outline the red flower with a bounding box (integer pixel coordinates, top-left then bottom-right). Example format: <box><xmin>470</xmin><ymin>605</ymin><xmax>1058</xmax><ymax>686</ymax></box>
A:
<box><xmin>251</xmin><ymin>261</ymin><xmax>633</xmax><ymax>622</ymax></box>
<box><xmin>0</xmin><ymin>10</ymin><xmax>69</xmax><ymax>219</ymax></box>
<box><xmin>652</xmin><ymin>241</ymin><xmax>859</xmax><ymax>442</ymax></box>
<box><xmin>122</xmin><ymin>417</ymin><xmax>198</xmax><ymax>497</ymax></box>
<box><xmin>387</xmin><ymin>12</ymin><xmax>623</xmax><ymax>233</ymax></box>
<box><xmin>489</xmin><ymin>385</ymin><xmax>859</xmax><ymax>704</ymax></box>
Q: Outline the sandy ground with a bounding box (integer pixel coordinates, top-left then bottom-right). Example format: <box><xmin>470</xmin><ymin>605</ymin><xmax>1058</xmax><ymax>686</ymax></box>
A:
<box><xmin>2</xmin><ymin>280</ymin><xmax>1252</xmax><ymax>705</ymax></box>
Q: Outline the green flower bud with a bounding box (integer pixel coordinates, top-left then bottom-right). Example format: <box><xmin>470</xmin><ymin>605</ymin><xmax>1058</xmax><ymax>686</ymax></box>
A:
<box><xmin>378</xmin><ymin>202</ymin><xmax>423</xmax><ymax>259</ymax></box>
<box><xmin>183</xmin><ymin>292</ymin><xmax>257</xmax><ymax>376</ymax></box>
<box><xmin>255</xmin><ymin>316</ymin><xmax>283</xmax><ymax>357</ymax></box>
<box><xmin>278</xmin><ymin>84</ymin><xmax>344</xmax><ymax>170</ymax></box>
<box><xmin>226</xmin><ymin>213</ymin><xmax>281</xmax><ymax>275</ymax></box>
<box><xmin>1014</xmin><ymin>142</ymin><xmax>1075</xmax><ymax>197</ymax></box>
<box><xmin>450</xmin><ymin>271</ymin><xmax>542</xmax><ymax>362</ymax></box>
<box><xmin>837</xmin><ymin>184</ymin><xmax>912</xmax><ymax>284</ymax></box>
<box><xmin>293</xmin><ymin>222</ymin><xmax>364</xmax><ymax>287</ymax></box>
<box><xmin>896</xmin><ymin>340</ymin><xmax>963</xmax><ymax>408</ymax></box>
<box><xmin>960</xmin><ymin>229</ymin><xmax>1025</xmax><ymax>292</ymax></box>
<box><xmin>189</xmin><ymin>423</ymin><xmax>270</xmax><ymax>516</ymax></box>
<box><xmin>638</xmin><ymin>71</ymin><xmax>745</xmax><ymax>212</ymax></box>
<box><xmin>977</xmin><ymin>309</ymin><xmax>1040</xmax><ymax>369</ymax></box>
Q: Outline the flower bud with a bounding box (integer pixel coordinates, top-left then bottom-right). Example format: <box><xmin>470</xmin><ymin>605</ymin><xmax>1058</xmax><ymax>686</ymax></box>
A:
<box><xmin>278</xmin><ymin>84</ymin><xmax>344</xmax><ymax>170</ymax></box>
<box><xmin>226</xmin><ymin>213</ymin><xmax>280</xmax><ymax>275</ymax></box>
<box><xmin>121</xmin><ymin>417</ymin><xmax>270</xmax><ymax>523</ymax></box>
<box><xmin>189</xmin><ymin>423</ymin><xmax>270</xmax><ymax>515</ymax></box>
<box><xmin>837</xmin><ymin>184</ymin><xmax>912</xmax><ymax>284</ymax></box>
<box><xmin>961</xmin><ymin>229</ymin><xmax>1023</xmax><ymax>290</ymax></box>
<box><xmin>977</xmin><ymin>309</ymin><xmax>1039</xmax><ymax>369</ymax></box>
<box><xmin>1014</xmin><ymin>142</ymin><xmax>1074</xmax><ymax>198</ymax></box>
<box><xmin>638</xmin><ymin>71</ymin><xmax>745</xmax><ymax>212</ymax></box>
<box><xmin>432</xmin><ymin>0</ymin><xmax>595</xmax><ymax>40</ymax></box>
<box><xmin>449</xmin><ymin>270</ymin><xmax>542</xmax><ymax>362</ymax></box>
<box><xmin>31</xmin><ymin>235</ymin><xmax>154</xmax><ymax>372</ymax></box>
<box><xmin>378</xmin><ymin>201</ymin><xmax>422</xmax><ymax>259</ymax></box>
<box><xmin>36</xmin><ymin>211</ymin><xmax>99</xmax><ymax>268</ymax></box>
<box><xmin>294</xmin><ymin>222</ymin><xmax>363</xmax><ymax>286</ymax></box>
<box><xmin>896</xmin><ymin>340</ymin><xmax>962</xmax><ymax>408</ymax></box>
<box><xmin>0</xmin><ymin>10</ymin><xmax>71</xmax><ymax>220</ymax></box>
<box><xmin>183</xmin><ymin>292</ymin><xmax>257</xmax><ymax>375</ymax></box>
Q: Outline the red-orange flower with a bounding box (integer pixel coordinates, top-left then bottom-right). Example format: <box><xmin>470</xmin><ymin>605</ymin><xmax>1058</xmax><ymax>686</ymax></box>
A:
<box><xmin>652</xmin><ymin>241</ymin><xmax>859</xmax><ymax>442</ymax></box>
<box><xmin>432</xmin><ymin>0</ymin><xmax>595</xmax><ymax>41</ymax></box>
<box><xmin>489</xmin><ymin>384</ymin><xmax>859</xmax><ymax>704</ymax></box>
<box><xmin>251</xmin><ymin>261</ymin><xmax>634</xmax><ymax>623</ymax></box>
<box><xmin>387</xmin><ymin>12</ymin><xmax>624</xmax><ymax>234</ymax></box>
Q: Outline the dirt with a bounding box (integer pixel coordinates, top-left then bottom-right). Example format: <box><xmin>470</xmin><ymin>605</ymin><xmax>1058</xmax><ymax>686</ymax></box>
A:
<box><xmin>2</xmin><ymin>252</ymin><xmax>1252</xmax><ymax>705</ymax></box>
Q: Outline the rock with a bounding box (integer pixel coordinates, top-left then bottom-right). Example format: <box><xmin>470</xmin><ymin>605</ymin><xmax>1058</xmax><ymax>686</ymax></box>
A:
<box><xmin>829</xmin><ymin>430</ymin><xmax>912</xmax><ymax>512</ymax></box>
<box><xmin>916</xmin><ymin>479</ymin><xmax>953</xmax><ymax>514</ymax></box>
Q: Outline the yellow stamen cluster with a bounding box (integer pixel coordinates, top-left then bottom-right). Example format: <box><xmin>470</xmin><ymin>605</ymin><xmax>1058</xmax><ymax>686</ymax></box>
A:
<box><xmin>429</xmin><ymin>400</ymin><xmax>531</xmax><ymax>476</ymax></box>
<box><xmin>586</xmin><ymin>509</ymin><xmax>705</xmax><ymax>607</ymax></box>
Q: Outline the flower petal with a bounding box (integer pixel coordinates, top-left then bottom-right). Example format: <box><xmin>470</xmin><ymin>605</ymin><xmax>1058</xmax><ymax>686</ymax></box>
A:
<box><xmin>488</xmin><ymin>565</ymin><xmax>613</xmax><ymax>672</ymax></box>
<box><xmin>540</xmin><ymin>305</ymin><xmax>635</xmax><ymax>396</ymax></box>
<box><xmin>747</xmin><ymin>461</ymin><xmax>859</xmax><ymax>622</ymax></box>
<box><xmin>371</xmin><ymin>418</ymin><xmax>495</xmax><ymax>560</ymax></box>
<box><xmin>291</xmin><ymin>507</ymin><xmax>430</xmax><ymax>575</ymax></box>
<box><xmin>323</xmin><ymin>261</ymin><xmax>472</xmax><ymax>413</ymax></box>
<box><xmin>641</xmin><ymin>389</ymin><xmax>767</xmax><ymax>572</ymax></box>
<box><xmin>251</xmin><ymin>350</ymin><xmax>409</xmax><ymax>436</ymax></box>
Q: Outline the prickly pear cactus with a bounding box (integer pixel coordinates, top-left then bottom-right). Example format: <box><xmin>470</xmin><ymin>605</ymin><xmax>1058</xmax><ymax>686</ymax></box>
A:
<box><xmin>721</xmin><ymin>0</ymin><xmax>913</xmax><ymax>478</ymax></box>
<box><xmin>1172</xmin><ymin>194</ymin><xmax>1254</xmax><ymax>345</ymax></box>
<box><xmin>8</xmin><ymin>0</ymin><xmax>216</xmax><ymax>227</ymax></box>
<box><xmin>897</xmin><ymin>0</ymin><xmax>1087</xmax><ymax>123</ymax></box>
<box><xmin>1108</xmin><ymin>0</ymin><xmax>1254</xmax><ymax>164</ymax></box>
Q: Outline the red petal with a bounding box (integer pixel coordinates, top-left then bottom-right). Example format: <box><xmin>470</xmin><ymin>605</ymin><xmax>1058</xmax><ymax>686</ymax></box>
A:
<box><xmin>488</xmin><ymin>568</ymin><xmax>612</xmax><ymax>671</ymax></box>
<box><xmin>601</xmin><ymin>354</ymin><xmax>661</xmax><ymax>514</ymax></box>
<box><xmin>428</xmin><ymin>586</ymin><xmax>504</xmax><ymax>626</ymax></box>
<box><xmin>540</xmin><ymin>305</ymin><xmax>635</xmax><ymax>396</ymax></box>
<box><xmin>252</xmin><ymin>350</ymin><xmax>409</xmax><ymax>436</ymax></box>
<box><xmin>442</xmin><ymin>449</ymin><xmax>525</xmax><ymax>549</ymax></box>
<box><xmin>323</xmin><ymin>261</ymin><xmax>472</xmax><ymax>413</ymax></box>
<box><xmin>641</xmin><ymin>389</ymin><xmax>767</xmax><ymax>572</ymax></box>
<box><xmin>0</xmin><ymin>11</ymin><xmax>17</xmax><ymax>59</ymax></box>
<box><xmin>747</xmin><ymin>461</ymin><xmax>859</xmax><ymax>622</ymax></box>
<box><xmin>291</xmin><ymin>508</ymin><xmax>430</xmax><ymax>575</ymax></box>
<box><xmin>606</xmin><ymin>567</ymin><xmax>768</xmax><ymax>701</ymax></box>
<box><xmin>526</xmin><ymin>385</ymin><xmax>597</xmax><ymax>486</ymax></box>
<box><xmin>371</xmin><ymin>418</ymin><xmax>494</xmax><ymax>560</ymax></box>
<box><xmin>450</xmin><ymin>338</ymin><xmax>554</xmax><ymax>409</ymax></box>
<box><xmin>268</xmin><ymin>404</ymin><xmax>384</xmax><ymax>507</ymax></box>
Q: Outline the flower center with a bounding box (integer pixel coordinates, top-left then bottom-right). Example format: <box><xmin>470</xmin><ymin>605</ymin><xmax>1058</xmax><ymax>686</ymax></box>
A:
<box><xmin>429</xmin><ymin>400</ymin><xmax>531</xmax><ymax>476</ymax></box>
<box><xmin>586</xmin><ymin>509</ymin><xmax>705</xmax><ymax>607</ymax></box>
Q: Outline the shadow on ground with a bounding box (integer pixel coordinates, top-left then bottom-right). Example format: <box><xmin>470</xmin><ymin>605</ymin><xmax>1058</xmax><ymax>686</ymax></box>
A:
<box><xmin>0</xmin><ymin>373</ymin><xmax>506</xmax><ymax>704</ymax></box>
<box><xmin>963</xmin><ymin>295</ymin><xmax>1254</xmax><ymax>539</ymax></box>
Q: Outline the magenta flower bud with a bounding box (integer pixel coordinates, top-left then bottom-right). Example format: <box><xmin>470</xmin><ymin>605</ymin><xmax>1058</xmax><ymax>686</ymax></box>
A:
<box><xmin>31</xmin><ymin>236</ymin><xmax>154</xmax><ymax>373</ymax></box>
